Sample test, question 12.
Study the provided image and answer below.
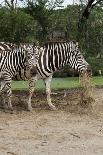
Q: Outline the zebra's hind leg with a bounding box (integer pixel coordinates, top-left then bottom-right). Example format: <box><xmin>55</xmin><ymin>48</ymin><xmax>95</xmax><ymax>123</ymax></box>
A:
<box><xmin>44</xmin><ymin>75</ymin><xmax>56</xmax><ymax>110</ymax></box>
<box><xmin>27</xmin><ymin>76</ymin><xmax>37</xmax><ymax>111</ymax></box>
<box><xmin>0</xmin><ymin>79</ymin><xmax>13</xmax><ymax>111</ymax></box>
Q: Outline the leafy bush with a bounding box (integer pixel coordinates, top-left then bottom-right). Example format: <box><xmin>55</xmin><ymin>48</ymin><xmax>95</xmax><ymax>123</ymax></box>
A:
<box><xmin>0</xmin><ymin>8</ymin><xmax>37</xmax><ymax>43</ymax></box>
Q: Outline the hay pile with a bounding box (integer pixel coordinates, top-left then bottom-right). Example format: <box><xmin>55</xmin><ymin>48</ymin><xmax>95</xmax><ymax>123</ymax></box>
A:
<box><xmin>79</xmin><ymin>71</ymin><xmax>95</xmax><ymax>108</ymax></box>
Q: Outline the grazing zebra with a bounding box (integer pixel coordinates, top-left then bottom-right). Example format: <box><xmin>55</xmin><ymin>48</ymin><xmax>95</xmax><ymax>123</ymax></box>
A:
<box><xmin>29</xmin><ymin>41</ymin><xmax>91</xmax><ymax>110</ymax></box>
<box><xmin>0</xmin><ymin>43</ymin><xmax>36</xmax><ymax>111</ymax></box>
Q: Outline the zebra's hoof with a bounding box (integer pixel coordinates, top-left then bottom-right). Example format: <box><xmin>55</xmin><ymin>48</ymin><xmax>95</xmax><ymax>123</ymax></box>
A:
<box><xmin>3</xmin><ymin>106</ymin><xmax>14</xmax><ymax>113</ymax></box>
<box><xmin>4</xmin><ymin>104</ymin><xmax>13</xmax><ymax>111</ymax></box>
<box><xmin>49</xmin><ymin>105</ymin><xmax>57</xmax><ymax>111</ymax></box>
<box><xmin>27</xmin><ymin>107</ymin><xmax>33</xmax><ymax>111</ymax></box>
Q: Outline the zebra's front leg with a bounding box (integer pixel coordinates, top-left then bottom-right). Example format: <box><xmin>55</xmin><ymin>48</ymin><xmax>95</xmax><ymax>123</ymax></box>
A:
<box><xmin>27</xmin><ymin>76</ymin><xmax>37</xmax><ymax>111</ymax></box>
<box><xmin>44</xmin><ymin>75</ymin><xmax>56</xmax><ymax>110</ymax></box>
<box><xmin>6</xmin><ymin>85</ymin><xmax>13</xmax><ymax>110</ymax></box>
<box><xmin>2</xmin><ymin>80</ymin><xmax>13</xmax><ymax>111</ymax></box>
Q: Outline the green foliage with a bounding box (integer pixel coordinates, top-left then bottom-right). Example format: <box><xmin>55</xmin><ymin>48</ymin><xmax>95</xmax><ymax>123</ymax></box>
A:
<box><xmin>25</xmin><ymin>0</ymin><xmax>64</xmax><ymax>41</ymax></box>
<box><xmin>87</xmin><ymin>57</ymin><xmax>103</xmax><ymax>76</ymax></box>
<box><xmin>0</xmin><ymin>8</ymin><xmax>36</xmax><ymax>43</ymax></box>
<box><xmin>53</xmin><ymin>65</ymin><xmax>79</xmax><ymax>77</ymax></box>
<box><xmin>27</xmin><ymin>0</ymin><xmax>50</xmax><ymax>41</ymax></box>
<box><xmin>0</xmin><ymin>2</ymin><xmax>103</xmax><ymax>76</ymax></box>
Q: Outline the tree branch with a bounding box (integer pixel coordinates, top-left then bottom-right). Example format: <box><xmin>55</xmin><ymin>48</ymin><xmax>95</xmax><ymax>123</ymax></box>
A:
<box><xmin>82</xmin><ymin>0</ymin><xmax>95</xmax><ymax>19</ymax></box>
<box><xmin>78</xmin><ymin>0</ymin><xmax>103</xmax><ymax>29</ymax></box>
<box><xmin>5</xmin><ymin>0</ymin><xmax>12</xmax><ymax>8</ymax></box>
<box><xmin>5</xmin><ymin>0</ymin><xmax>15</xmax><ymax>10</ymax></box>
<box><xmin>92</xmin><ymin>0</ymin><xmax>102</xmax><ymax>8</ymax></box>
<box><xmin>81</xmin><ymin>0</ymin><xmax>102</xmax><ymax>19</ymax></box>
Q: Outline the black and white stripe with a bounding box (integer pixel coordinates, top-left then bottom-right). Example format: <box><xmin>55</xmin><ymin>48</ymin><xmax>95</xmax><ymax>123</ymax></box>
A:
<box><xmin>0</xmin><ymin>43</ymin><xmax>36</xmax><ymax>110</ymax></box>
<box><xmin>31</xmin><ymin>41</ymin><xmax>91</xmax><ymax>110</ymax></box>
<box><xmin>36</xmin><ymin>41</ymin><xmax>89</xmax><ymax>78</ymax></box>
<box><xmin>0</xmin><ymin>42</ymin><xmax>15</xmax><ymax>51</ymax></box>
<box><xmin>0</xmin><ymin>41</ymin><xmax>91</xmax><ymax>111</ymax></box>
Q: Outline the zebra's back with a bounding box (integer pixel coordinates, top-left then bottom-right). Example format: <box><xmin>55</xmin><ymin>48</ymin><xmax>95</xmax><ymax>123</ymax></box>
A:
<box><xmin>36</xmin><ymin>42</ymin><xmax>69</xmax><ymax>78</ymax></box>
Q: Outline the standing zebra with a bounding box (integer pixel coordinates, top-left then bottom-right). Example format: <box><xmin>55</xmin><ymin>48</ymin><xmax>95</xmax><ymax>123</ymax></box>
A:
<box><xmin>29</xmin><ymin>41</ymin><xmax>91</xmax><ymax>110</ymax></box>
<box><xmin>0</xmin><ymin>43</ymin><xmax>36</xmax><ymax>111</ymax></box>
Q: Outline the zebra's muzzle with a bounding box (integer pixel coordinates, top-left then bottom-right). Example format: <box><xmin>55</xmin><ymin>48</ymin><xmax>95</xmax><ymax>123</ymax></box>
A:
<box><xmin>25</xmin><ymin>66</ymin><xmax>37</xmax><ymax>79</ymax></box>
<box><xmin>30</xmin><ymin>66</ymin><xmax>37</xmax><ymax>76</ymax></box>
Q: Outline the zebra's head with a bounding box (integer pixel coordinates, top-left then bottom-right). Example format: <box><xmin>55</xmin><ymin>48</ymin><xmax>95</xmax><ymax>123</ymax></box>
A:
<box><xmin>20</xmin><ymin>43</ymin><xmax>37</xmax><ymax>70</ymax></box>
<box><xmin>33</xmin><ymin>45</ymin><xmax>43</xmax><ymax>61</ymax></box>
<box><xmin>68</xmin><ymin>41</ymin><xmax>91</xmax><ymax>73</ymax></box>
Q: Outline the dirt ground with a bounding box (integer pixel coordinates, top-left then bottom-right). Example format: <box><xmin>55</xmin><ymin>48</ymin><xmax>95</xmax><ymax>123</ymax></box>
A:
<box><xmin>0</xmin><ymin>88</ymin><xmax>103</xmax><ymax>155</ymax></box>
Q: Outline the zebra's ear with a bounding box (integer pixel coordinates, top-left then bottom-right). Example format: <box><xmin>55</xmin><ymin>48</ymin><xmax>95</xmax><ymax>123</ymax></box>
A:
<box><xmin>36</xmin><ymin>41</ymin><xmax>40</xmax><ymax>46</ymax></box>
<box><xmin>76</xmin><ymin>42</ymin><xmax>79</xmax><ymax>48</ymax></box>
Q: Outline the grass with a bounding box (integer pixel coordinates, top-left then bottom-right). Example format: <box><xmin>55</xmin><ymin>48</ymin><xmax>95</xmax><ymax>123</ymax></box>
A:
<box><xmin>11</xmin><ymin>76</ymin><xmax>103</xmax><ymax>91</ymax></box>
<box><xmin>11</xmin><ymin>77</ymin><xmax>79</xmax><ymax>90</ymax></box>
<box><xmin>92</xmin><ymin>76</ymin><xmax>103</xmax><ymax>86</ymax></box>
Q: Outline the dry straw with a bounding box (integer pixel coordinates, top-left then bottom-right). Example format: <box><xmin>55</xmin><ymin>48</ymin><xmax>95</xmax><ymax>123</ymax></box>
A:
<box><xmin>79</xmin><ymin>71</ymin><xmax>95</xmax><ymax>108</ymax></box>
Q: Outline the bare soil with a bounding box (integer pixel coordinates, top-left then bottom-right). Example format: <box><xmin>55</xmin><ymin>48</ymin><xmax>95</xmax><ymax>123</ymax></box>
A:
<box><xmin>0</xmin><ymin>88</ymin><xmax>103</xmax><ymax>155</ymax></box>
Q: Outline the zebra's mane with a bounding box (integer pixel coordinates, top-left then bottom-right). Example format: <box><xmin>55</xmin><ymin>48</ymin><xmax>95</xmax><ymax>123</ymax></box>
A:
<box><xmin>0</xmin><ymin>42</ymin><xmax>29</xmax><ymax>53</ymax></box>
<box><xmin>0</xmin><ymin>42</ymin><xmax>19</xmax><ymax>53</ymax></box>
<box><xmin>42</xmin><ymin>41</ymin><xmax>67</xmax><ymax>46</ymax></box>
<box><xmin>42</xmin><ymin>40</ymin><xmax>78</xmax><ymax>47</ymax></box>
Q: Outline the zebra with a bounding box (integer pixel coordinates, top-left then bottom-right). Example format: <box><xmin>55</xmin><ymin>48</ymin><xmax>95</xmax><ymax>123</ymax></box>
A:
<box><xmin>0</xmin><ymin>42</ymin><xmax>17</xmax><ymax>51</ymax></box>
<box><xmin>0</xmin><ymin>43</ymin><xmax>36</xmax><ymax>111</ymax></box>
<box><xmin>0</xmin><ymin>41</ymin><xmax>91</xmax><ymax>111</ymax></box>
<box><xmin>28</xmin><ymin>41</ymin><xmax>91</xmax><ymax>110</ymax></box>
